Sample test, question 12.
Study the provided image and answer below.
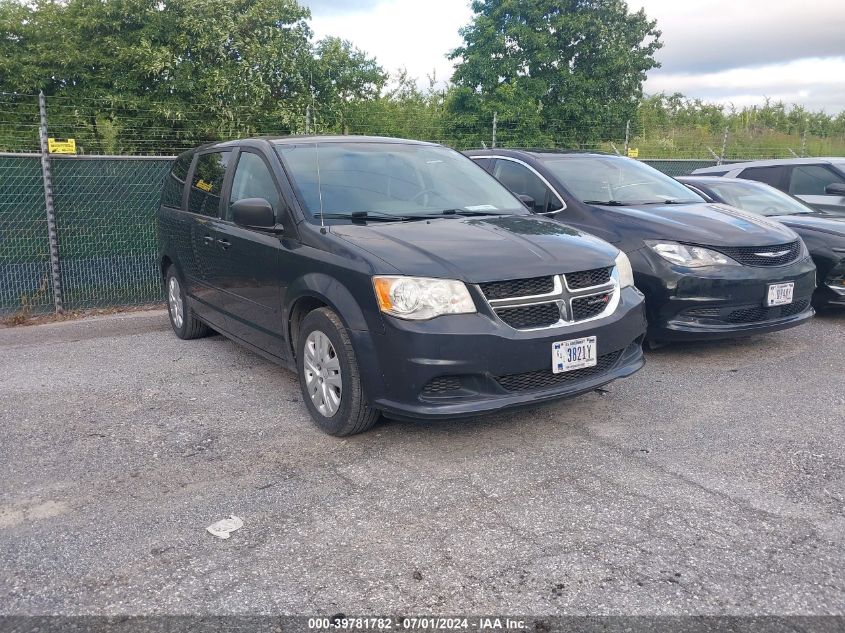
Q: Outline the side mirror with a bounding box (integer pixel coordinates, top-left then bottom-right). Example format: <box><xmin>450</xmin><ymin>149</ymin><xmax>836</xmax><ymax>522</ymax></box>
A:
<box><xmin>232</xmin><ymin>198</ymin><xmax>276</xmax><ymax>229</ymax></box>
<box><xmin>824</xmin><ymin>182</ymin><xmax>845</xmax><ymax>196</ymax></box>
<box><xmin>517</xmin><ymin>194</ymin><xmax>536</xmax><ymax>209</ymax></box>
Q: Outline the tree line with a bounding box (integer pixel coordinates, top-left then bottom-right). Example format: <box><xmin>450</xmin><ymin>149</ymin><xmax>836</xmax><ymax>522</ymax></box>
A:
<box><xmin>1</xmin><ymin>0</ymin><xmax>843</xmax><ymax>156</ymax></box>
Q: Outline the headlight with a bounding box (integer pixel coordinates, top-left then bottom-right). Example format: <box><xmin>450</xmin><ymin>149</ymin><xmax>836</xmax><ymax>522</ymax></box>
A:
<box><xmin>646</xmin><ymin>241</ymin><xmax>738</xmax><ymax>267</ymax></box>
<box><xmin>614</xmin><ymin>251</ymin><xmax>635</xmax><ymax>288</ymax></box>
<box><xmin>372</xmin><ymin>276</ymin><xmax>476</xmax><ymax>320</ymax></box>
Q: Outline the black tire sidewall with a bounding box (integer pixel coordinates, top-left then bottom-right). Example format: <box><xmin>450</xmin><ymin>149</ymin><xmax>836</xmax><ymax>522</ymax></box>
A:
<box><xmin>296</xmin><ymin>309</ymin><xmax>369</xmax><ymax>436</ymax></box>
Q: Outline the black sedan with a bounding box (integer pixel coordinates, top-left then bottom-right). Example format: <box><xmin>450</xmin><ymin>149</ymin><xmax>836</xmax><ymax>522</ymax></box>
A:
<box><xmin>679</xmin><ymin>176</ymin><xmax>845</xmax><ymax>308</ymax></box>
<box><xmin>465</xmin><ymin>150</ymin><xmax>817</xmax><ymax>344</ymax></box>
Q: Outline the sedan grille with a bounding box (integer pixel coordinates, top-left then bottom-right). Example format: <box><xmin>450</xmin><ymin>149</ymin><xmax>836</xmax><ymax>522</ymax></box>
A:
<box><xmin>495</xmin><ymin>351</ymin><xmax>623</xmax><ymax>392</ymax></box>
<box><xmin>710</xmin><ymin>241</ymin><xmax>801</xmax><ymax>267</ymax></box>
<box><xmin>478</xmin><ymin>276</ymin><xmax>554</xmax><ymax>300</ymax></box>
<box><xmin>726</xmin><ymin>299</ymin><xmax>810</xmax><ymax>323</ymax></box>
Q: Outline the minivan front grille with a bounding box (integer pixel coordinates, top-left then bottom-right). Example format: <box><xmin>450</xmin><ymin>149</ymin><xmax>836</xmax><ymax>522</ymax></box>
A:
<box><xmin>565</xmin><ymin>267</ymin><xmax>612</xmax><ymax>290</ymax></box>
<box><xmin>571</xmin><ymin>292</ymin><xmax>612</xmax><ymax>321</ymax></box>
<box><xmin>709</xmin><ymin>241</ymin><xmax>801</xmax><ymax>267</ymax></box>
<box><xmin>478</xmin><ymin>268</ymin><xmax>618</xmax><ymax>331</ymax></box>
<box><xmin>478</xmin><ymin>276</ymin><xmax>554</xmax><ymax>300</ymax></box>
<box><xmin>495</xmin><ymin>350</ymin><xmax>623</xmax><ymax>392</ymax></box>
<box><xmin>496</xmin><ymin>304</ymin><xmax>561</xmax><ymax>329</ymax></box>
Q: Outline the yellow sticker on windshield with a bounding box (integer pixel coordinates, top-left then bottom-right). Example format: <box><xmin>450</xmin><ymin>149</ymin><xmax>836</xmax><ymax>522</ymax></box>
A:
<box><xmin>195</xmin><ymin>179</ymin><xmax>213</xmax><ymax>192</ymax></box>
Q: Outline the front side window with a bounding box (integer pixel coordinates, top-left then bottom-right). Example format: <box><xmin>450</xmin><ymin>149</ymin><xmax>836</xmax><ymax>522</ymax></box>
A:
<box><xmin>228</xmin><ymin>152</ymin><xmax>283</xmax><ymax>220</ymax></box>
<box><xmin>188</xmin><ymin>151</ymin><xmax>232</xmax><ymax>217</ymax></box>
<box><xmin>542</xmin><ymin>155</ymin><xmax>702</xmax><ymax>205</ymax></box>
<box><xmin>492</xmin><ymin>160</ymin><xmax>563</xmax><ymax>214</ymax></box>
<box><xmin>788</xmin><ymin>165</ymin><xmax>845</xmax><ymax>196</ymax></box>
<box><xmin>275</xmin><ymin>142</ymin><xmax>526</xmax><ymax>219</ymax></box>
<box><xmin>702</xmin><ymin>180</ymin><xmax>814</xmax><ymax>216</ymax></box>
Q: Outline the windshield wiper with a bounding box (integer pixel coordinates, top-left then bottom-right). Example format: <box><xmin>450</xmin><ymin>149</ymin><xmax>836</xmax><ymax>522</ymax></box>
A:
<box><xmin>582</xmin><ymin>200</ymin><xmax>626</xmax><ymax>206</ymax></box>
<box><xmin>318</xmin><ymin>211</ymin><xmax>412</xmax><ymax>222</ymax></box>
<box><xmin>440</xmin><ymin>208</ymin><xmax>505</xmax><ymax>216</ymax></box>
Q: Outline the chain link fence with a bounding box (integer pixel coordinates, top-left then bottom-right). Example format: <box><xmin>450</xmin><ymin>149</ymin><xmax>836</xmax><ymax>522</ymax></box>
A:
<box><xmin>1</xmin><ymin>92</ymin><xmax>842</xmax><ymax>316</ymax></box>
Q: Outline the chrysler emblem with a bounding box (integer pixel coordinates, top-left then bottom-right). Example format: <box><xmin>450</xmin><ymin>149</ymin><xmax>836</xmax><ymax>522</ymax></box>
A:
<box><xmin>754</xmin><ymin>250</ymin><xmax>790</xmax><ymax>258</ymax></box>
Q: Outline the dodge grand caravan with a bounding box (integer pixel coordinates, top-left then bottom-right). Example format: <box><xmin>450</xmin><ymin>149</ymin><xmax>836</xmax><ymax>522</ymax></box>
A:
<box><xmin>157</xmin><ymin>137</ymin><xmax>647</xmax><ymax>435</ymax></box>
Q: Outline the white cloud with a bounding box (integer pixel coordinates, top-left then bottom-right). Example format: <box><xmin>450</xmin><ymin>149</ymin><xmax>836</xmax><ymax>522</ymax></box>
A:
<box><xmin>309</xmin><ymin>0</ymin><xmax>473</xmax><ymax>87</ymax></box>
<box><xmin>646</xmin><ymin>57</ymin><xmax>845</xmax><ymax>112</ymax></box>
<box><xmin>306</xmin><ymin>0</ymin><xmax>845</xmax><ymax>112</ymax></box>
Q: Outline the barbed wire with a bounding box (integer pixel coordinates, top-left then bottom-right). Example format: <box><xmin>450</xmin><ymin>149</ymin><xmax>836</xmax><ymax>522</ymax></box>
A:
<box><xmin>1</xmin><ymin>92</ymin><xmax>843</xmax><ymax>159</ymax></box>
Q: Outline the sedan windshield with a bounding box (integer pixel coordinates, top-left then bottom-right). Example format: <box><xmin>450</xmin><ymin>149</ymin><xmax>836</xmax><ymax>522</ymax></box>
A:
<box><xmin>543</xmin><ymin>155</ymin><xmax>703</xmax><ymax>205</ymax></box>
<box><xmin>275</xmin><ymin>141</ymin><xmax>526</xmax><ymax>219</ymax></box>
<box><xmin>698</xmin><ymin>180</ymin><xmax>815</xmax><ymax>216</ymax></box>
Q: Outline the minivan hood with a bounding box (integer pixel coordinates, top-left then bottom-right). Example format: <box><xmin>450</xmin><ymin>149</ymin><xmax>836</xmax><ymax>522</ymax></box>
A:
<box><xmin>330</xmin><ymin>215</ymin><xmax>618</xmax><ymax>282</ymax></box>
<box><xmin>775</xmin><ymin>214</ymin><xmax>845</xmax><ymax>239</ymax></box>
<box><xmin>585</xmin><ymin>202</ymin><xmax>799</xmax><ymax>247</ymax></box>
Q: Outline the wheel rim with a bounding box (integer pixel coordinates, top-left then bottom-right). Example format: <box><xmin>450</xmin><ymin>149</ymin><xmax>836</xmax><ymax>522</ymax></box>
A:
<box><xmin>168</xmin><ymin>276</ymin><xmax>184</xmax><ymax>329</ymax></box>
<box><xmin>303</xmin><ymin>330</ymin><xmax>342</xmax><ymax>418</ymax></box>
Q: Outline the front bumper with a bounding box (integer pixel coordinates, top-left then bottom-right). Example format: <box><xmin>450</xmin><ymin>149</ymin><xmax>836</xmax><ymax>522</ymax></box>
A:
<box><xmin>629</xmin><ymin>249</ymin><xmax>818</xmax><ymax>342</ymax></box>
<box><xmin>351</xmin><ymin>286</ymin><xmax>647</xmax><ymax>420</ymax></box>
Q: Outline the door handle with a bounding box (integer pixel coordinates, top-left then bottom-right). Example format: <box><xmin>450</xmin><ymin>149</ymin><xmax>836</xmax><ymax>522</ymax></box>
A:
<box><xmin>217</xmin><ymin>239</ymin><xmax>231</xmax><ymax>250</ymax></box>
<box><xmin>202</xmin><ymin>235</ymin><xmax>214</xmax><ymax>244</ymax></box>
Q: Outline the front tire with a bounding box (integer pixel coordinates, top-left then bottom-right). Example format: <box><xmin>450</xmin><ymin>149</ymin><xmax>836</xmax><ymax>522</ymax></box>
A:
<box><xmin>297</xmin><ymin>308</ymin><xmax>379</xmax><ymax>436</ymax></box>
<box><xmin>165</xmin><ymin>265</ymin><xmax>211</xmax><ymax>340</ymax></box>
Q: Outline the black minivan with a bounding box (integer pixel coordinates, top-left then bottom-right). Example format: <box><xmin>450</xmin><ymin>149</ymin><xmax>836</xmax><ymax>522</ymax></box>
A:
<box><xmin>157</xmin><ymin>137</ymin><xmax>647</xmax><ymax>435</ymax></box>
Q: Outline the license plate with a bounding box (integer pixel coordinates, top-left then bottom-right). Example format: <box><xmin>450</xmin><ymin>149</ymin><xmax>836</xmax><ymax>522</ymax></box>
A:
<box><xmin>552</xmin><ymin>336</ymin><xmax>597</xmax><ymax>374</ymax></box>
<box><xmin>767</xmin><ymin>282</ymin><xmax>794</xmax><ymax>307</ymax></box>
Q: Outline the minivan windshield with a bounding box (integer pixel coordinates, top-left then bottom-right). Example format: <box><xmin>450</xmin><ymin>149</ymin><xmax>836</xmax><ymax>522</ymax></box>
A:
<box><xmin>543</xmin><ymin>155</ymin><xmax>703</xmax><ymax>205</ymax></box>
<box><xmin>696</xmin><ymin>180</ymin><xmax>815</xmax><ymax>216</ymax></box>
<box><xmin>275</xmin><ymin>141</ymin><xmax>527</xmax><ymax>219</ymax></box>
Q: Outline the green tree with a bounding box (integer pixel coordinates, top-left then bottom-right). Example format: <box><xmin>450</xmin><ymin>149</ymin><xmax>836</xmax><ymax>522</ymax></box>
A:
<box><xmin>0</xmin><ymin>0</ymin><xmax>347</xmax><ymax>152</ymax></box>
<box><xmin>310</xmin><ymin>37</ymin><xmax>387</xmax><ymax>134</ymax></box>
<box><xmin>447</xmin><ymin>0</ymin><xmax>662</xmax><ymax>148</ymax></box>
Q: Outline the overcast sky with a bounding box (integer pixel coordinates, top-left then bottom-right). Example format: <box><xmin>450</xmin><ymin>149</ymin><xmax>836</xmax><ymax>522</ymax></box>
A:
<box><xmin>308</xmin><ymin>0</ymin><xmax>845</xmax><ymax>113</ymax></box>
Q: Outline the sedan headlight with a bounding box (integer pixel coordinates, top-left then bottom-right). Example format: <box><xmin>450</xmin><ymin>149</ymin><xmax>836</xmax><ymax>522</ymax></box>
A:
<box><xmin>373</xmin><ymin>276</ymin><xmax>476</xmax><ymax>320</ymax></box>
<box><xmin>615</xmin><ymin>251</ymin><xmax>635</xmax><ymax>288</ymax></box>
<box><xmin>646</xmin><ymin>241</ymin><xmax>738</xmax><ymax>267</ymax></box>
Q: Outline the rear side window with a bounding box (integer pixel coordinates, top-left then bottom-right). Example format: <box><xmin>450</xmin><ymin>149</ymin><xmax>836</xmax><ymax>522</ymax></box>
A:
<box><xmin>493</xmin><ymin>160</ymin><xmax>563</xmax><ymax>214</ymax></box>
<box><xmin>788</xmin><ymin>165</ymin><xmax>845</xmax><ymax>195</ymax></box>
<box><xmin>188</xmin><ymin>151</ymin><xmax>232</xmax><ymax>217</ymax></box>
<box><xmin>472</xmin><ymin>157</ymin><xmax>494</xmax><ymax>172</ymax></box>
<box><xmin>161</xmin><ymin>153</ymin><xmax>192</xmax><ymax>208</ymax></box>
<box><xmin>227</xmin><ymin>152</ymin><xmax>283</xmax><ymax>220</ymax></box>
<box><xmin>738</xmin><ymin>166</ymin><xmax>785</xmax><ymax>189</ymax></box>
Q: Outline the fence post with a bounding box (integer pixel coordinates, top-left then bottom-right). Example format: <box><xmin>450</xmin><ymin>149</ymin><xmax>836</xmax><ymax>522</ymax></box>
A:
<box><xmin>305</xmin><ymin>104</ymin><xmax>313</xmax><ymax>135</ymax></box>
<box><xmin>800</xmin><ymin>126</ymin><xmax>807</xmax><ymax>157</ymax></box>
<box><xmin>38</xmin><ymin>91</ymin><xmax>64</xmax><ymax>314</ymax></box>
<box><xmin>624</xmin><ymin>119</ymin><xmax>630</xmax><ymax>155</ymax></box>
<box><xmin>492</xmin><ymin>111</ymin><xmax>497</xmax><ymax>149</ymax></box>
<box><xmin>718</xmin><ymin>127</ymin><xmax>729</xmax><ymax>165</ymax></box>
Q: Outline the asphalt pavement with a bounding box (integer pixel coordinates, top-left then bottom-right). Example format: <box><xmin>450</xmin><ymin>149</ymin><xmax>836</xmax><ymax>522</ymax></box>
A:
<box><xmin>0</xmin><ymin>309</ymin><xmax>843</xmax><ymax>615</ymax></box>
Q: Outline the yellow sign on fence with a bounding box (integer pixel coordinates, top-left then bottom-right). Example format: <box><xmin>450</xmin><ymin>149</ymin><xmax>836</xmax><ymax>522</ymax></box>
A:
<box><xmin>48</xmin><ymin>138</ymin><xmax>77</xmax><ymax>154</ymax></box>
<box><xmin>626</xmin><ymin>147</ymin><xmax>639</xmax><ymax>158</ymax></box>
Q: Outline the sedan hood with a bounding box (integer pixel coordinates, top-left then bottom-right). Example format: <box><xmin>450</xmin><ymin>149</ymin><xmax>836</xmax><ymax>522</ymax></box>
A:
<box><xmin>586</xmin><ymin>202</ymin><xmax>799</xmax><ymax>247</ymax></box>
<box><xmin>330</xmin><ymin>215</ymin><xmax>618</xmax><ymax>282</ymax></box>
<box><xmin>775</xmin><ymin>214</ymin><xmax>845</xmax><ymax>239</ymax></box>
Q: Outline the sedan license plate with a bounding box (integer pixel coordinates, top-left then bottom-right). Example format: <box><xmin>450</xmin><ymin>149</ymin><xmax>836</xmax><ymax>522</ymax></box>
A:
<box><xmin>552</xmin><ymin>336</ymin><xmax>597</xmax><ymax>374</ymax></box>
<box><xmin>767</xmin><ymin>282</ymin><xmax>794</xmax><ymax>307</ymax></box>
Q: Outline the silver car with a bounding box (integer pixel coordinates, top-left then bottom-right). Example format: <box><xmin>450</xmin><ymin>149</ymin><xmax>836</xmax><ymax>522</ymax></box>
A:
<box><xmin>692</xmin><ymin>157</ymin><xmax>845</xmax><ymax>216</ymax></box>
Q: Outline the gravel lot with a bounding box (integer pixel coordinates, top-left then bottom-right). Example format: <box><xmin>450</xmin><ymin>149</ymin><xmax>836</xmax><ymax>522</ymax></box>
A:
<box><xmin>0</xmin><ymin>309</ymin><xmax>843</xmax><ymax>616</ymax></box>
